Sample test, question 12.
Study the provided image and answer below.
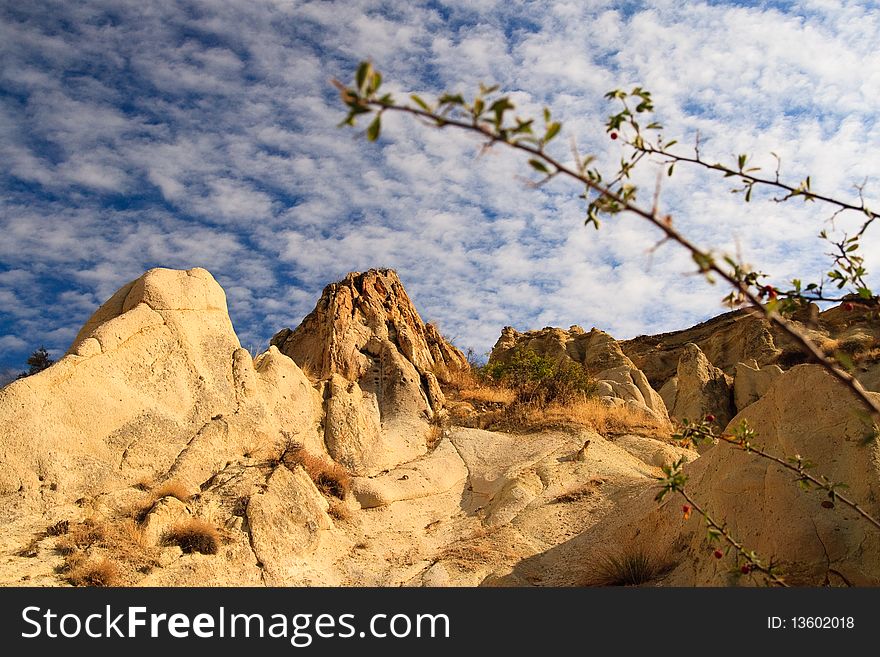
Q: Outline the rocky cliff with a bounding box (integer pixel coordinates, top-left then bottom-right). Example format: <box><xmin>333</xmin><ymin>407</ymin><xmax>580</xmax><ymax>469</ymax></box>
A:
<box><xmin>1</xmin><ymin>267</ymin><xmax>878</xmax><ymax>588</ymax></box>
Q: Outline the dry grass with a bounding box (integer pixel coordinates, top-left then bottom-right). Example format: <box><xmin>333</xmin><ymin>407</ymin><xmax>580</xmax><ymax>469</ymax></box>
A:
<box><xmin>150</xmin><ymin>480</ymin><xmax>191</xmax><ymax>503</ymax></box>
<box><xmin>56</xmin><ymin>518</ymin><xmax>106</xmax><ymax>555</ymax></box>
<box><xmin>131</xmin><ymin>480</ymin><xmax>192</xmax><ymax>524</ymax></box>
<box><xmin>66</xmin><ymin>556</ymin><xmax>119</xmax><ymax>587</ymax></box>
<box><xmin>457</xmin><ymin>385</ymin><xmax>516</xmax><ymax>404</ymax></box>
<box><xmin>551</xmin><ymin>479</ymin><xmax>605</xmax><ymax>504</ymax></box>
<box><xmin>466</xmin><ymin>397</ymin><xmax>673</xmax><ymax>440</ymax></box>
<box><xmin>161</xmin><ymin>518</ymin><xmax>219</xmax><ymax>555</ymax></box>
<box><xmin>283</xmin><ymin>448</ymin><xmax>351</xmax><ymax>500</ymax></box>
<box><xmin>426</xmin><ymin>424</ymin><xmax>443</xmax><ymax>450</ymax></box>
<box><xmin>523</xmin><ymin>398</ymin><xmax>673</xmax><ymax>439</ymax></box>
<box><xmin>585</xmin><ymin>548</ymin><xmax>672</xmax><ymax>587</ymax></box>
<box><xmin>438</xmin><ymin>534</ymin><xmax>521</xmax><ymax>572</ymax></box>
<box><xmin>55</xmin><ymin>518</ymin><xmax>158</xmax><ymax>585</ymax></box>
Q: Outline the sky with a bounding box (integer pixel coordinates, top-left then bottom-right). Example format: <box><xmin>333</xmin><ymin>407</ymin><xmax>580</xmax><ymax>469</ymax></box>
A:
<box><xmin>2</xmin><ymin>0</ymin><xmax>880</xmax><ymax>379</ymax></box>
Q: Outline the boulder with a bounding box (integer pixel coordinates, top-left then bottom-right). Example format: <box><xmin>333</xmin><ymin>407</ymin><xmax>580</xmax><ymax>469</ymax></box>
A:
<box><xmin>0</xmin><ymin>267</ymin><xmax>323</xmax><ymax>522</ymax></box>
<box><xmin>733</xmin><ymin>358</ymin><xmax>784</xmax><ymax>411</ymax></box>
<box><xmin>245</xmin><ymin>466</ymin><xmax>333</xmax><ymax>585</ymax></box>
<box><xmin>669</xmin><ymin>343</ymin><xmax>734</xmax><ymax>427</ymax></box>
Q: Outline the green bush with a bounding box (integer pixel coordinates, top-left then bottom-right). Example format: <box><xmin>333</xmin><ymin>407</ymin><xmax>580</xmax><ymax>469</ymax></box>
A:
<box><xmin>486</xmin><ymin>348</ymin><xmax>597</xmax><ymax>405</ymax></box>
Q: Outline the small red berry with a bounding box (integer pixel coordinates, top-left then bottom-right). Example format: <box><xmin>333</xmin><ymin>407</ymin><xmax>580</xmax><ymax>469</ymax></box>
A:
<box><xmin>705</xmin><ymin>414</ymin><xmax>716</xmax><ymax>423</ymax></box>
<box><xmin>821</xmin><ymin>500</ymin><xmax>835</xmax><ymax>509</ymax></box>
<box><xmin>713</xmin><ymin>549</ymin><xmax>723</xmax><ymax>559</ymax></box>
<box><xmin>741</xmin><ymin>564</ymin><xmax>751</xmax><ymax>574</ymax></box>
<box><xmin>682</xmin><ymin>504</ymin><xmax>691</xmax><ymax>520</ymax></box>
<box><xmin>843</xmin><ymin>302</ymin><xmax>854</xmax><ymax>311</ymax></box>
<box><xmin>610</xmin><ymin>132</ymin><xmax>618</xmax><ymax>140</ymax></box>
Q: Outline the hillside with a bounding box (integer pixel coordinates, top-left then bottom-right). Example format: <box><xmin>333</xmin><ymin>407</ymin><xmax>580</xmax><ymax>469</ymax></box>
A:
<box><xmin>1</xmin><ymin>267</ymin><xmax>878</xmax><ymax>587</ymax></box>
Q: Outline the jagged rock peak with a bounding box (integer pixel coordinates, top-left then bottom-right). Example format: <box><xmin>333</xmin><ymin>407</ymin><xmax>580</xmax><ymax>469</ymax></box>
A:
<box><xmin>271</xmin><ymin>268</ymin><xmax>467</xmax><ymax>386</ymax></box>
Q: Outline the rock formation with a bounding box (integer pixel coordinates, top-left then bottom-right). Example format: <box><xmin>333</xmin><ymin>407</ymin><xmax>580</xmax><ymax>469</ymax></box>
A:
<box><xmin>0</xmin><ymin>265</ymin><xmax>877</xmax><ymax>588</ymax></box>
<box><xmin>545</xmin><ymin>365</ymin><xmax>880</xmax><ymax>586</ymax></box>
<box><xmin>666</xmin><ymin>343</ymin><xmax>735</xmax><ymax>427</ymax></box>
<box><xmin>488</xmin><ymin>325</ymin><xmax>668</xmax><ymax>420</ymax></box>
<box><xmin>271</xmin><ymin>269</ymin><xmax>468</xmax><ymax>475</ymax></box>
<box><xmin>733</xmin><ymin>358</ymin><xmax>784</xmax><ymax>411</ymax></box>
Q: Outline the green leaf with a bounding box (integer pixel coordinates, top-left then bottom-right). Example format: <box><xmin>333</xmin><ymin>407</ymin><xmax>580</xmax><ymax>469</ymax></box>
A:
<box><xmin>410</xmin><ymin>94</ymin><xmax>429</xmax><ymax>110</ymax></box>
<box><xmin>370</xmin><ymin>71</ymin><xmax>382</xmax><ymax>94</ymax></box>
<box><xmin>473</xmin><ymin>97</ymin><xmax>484</xmax><ymax>117</ymax></box>
<box><xmin>367</xmin><ymin>114</ymin><xmax>381</xmax><ymax>142</ymax></box>
<box><xmin>528</xmin><ymin>159</ymin><xmax>550</xmax><ymax>174</ymax></box>
<box><xmin>544</xmin><ymin>121</ymin><xmax>561</xmax><ymax>143</ymax></box>
<box><xmin>438</xmin><ymin>93</ymin><xmax>465</xmax><ymax>106</ymax></box>
<box><xmin>543</xmin><ymin>107</ymin><xmax>551</xmax><ymax>123</ymax></box>
<box><xmin>356</xmin><ymin>61</ymin><xmax>371</xmax><ymax>93</ymax></box>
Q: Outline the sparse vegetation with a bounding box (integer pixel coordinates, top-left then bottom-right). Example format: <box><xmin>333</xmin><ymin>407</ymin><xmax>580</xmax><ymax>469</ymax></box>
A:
<box><xmin>486</xmin><ymin>348</ymin><xmax>598</xmax><ymax>406</ymax></box>
<box><xmin>282</xmin><ymin>445</ymin><xmax>351</xmax><ymax>500</ymax></box>
<box><xmin>150</xmin><ymin>480</ymin><xmax>191</xmax><ymax>503</ymax></box>
<box><xmin>589</xmin><ymin>549</ymin><xmax>669</xmax><ymax>586</ymax></box>
<box><xmin>65</xmin><ymin>556</ymin><xmax>119</xmax><ymax>587</ymax></box>
<box><xmin>161</xmin><ymin>518</ymin><xmax>220</xmax><ymax>555</ymax></box>
<box><xmin>54</xmin><ymin>517</ymin><xmax>158</xmax><ymax>585</ymax></box>
<box><xmin>551</xmin><ymin>480</ymin><xmax>605</xmax><ymax>504</ymax></box>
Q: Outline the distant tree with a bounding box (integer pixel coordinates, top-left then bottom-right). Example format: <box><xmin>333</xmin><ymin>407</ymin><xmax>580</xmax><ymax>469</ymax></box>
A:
<box><xmin>17</xmin><ymin>346</ymin><xmax>54</xmax><ymax>378</ymax></box>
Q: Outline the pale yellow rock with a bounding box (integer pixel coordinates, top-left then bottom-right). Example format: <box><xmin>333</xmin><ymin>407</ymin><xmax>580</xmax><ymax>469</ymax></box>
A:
<box><xmin>670</xmin><ymin>343</ymin><xmax>734</xmax><ymax>426</ymax></box>
<box><xmin>351</xmin><ymin>439</ymin><xmax>468</xmax><ymax>508</ymax></box>
<box><xmin>246</xmin><ymin>466</ymin><xmax>332</xmax><ymax>585</ymax></box>
<box><xmin>733</xmin><ymin>358</ymin><xmax>784</xmax><ymax>411</ymax></box>
<box><xmin>141</xmin><ymin>497</ymin><xmax>191</xmax><ymax>545</ymax></box>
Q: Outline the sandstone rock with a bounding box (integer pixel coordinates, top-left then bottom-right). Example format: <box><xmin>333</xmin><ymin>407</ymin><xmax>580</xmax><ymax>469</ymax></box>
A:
<box><xmin>613</xmin><ymin>434</ymin><xmax>697</xmax><ymax>470</ymax></box>
<box><xmin>658</xmin><ymin>376</ymin><xmax>678</xmax><ymax>411</ymax></box>
<box><xmin>272</xmin><ymin>269</ymin><xmax>467</xmax><ymax>474</ymax></box>
<box><xmin>733</xmin><ymin>358</ymin><xmax>784</xmax><ymax>411</ymax></box>
<box><xmin>563</xmin><ymin>364</ymin><xmax>880</xmax><ymax>586</ymax></box>
<box><xmin>350</xmin><ymin>439</ymin><xmax>468</xmax><ymax>508</ymax></box>
<box><xmin>620</xmin><ymin>308</ymin><xmax>783</xmax><ymax>387</ymax></box>
<box><xmin>670</xmin><ymin>343</ymin><xmax>734</xmax><ymax>427</ymax></box>
<box><xmin>246</xmin><ymin>466</ymin><xmax>332</xmax><ymax>585</ymax></box>
<box><xmin>0</xmin><ymin>267</ymin><xmax>323</xmax><ymax>523</ymax></box>
<box><xmin>271</xmin><ymin>268</ymin><xmax>466</xmax><ymax>401</ymax></box>
<box><xmin>488</xmin><ymin>326</ymin><xmax>668</xmax><ymax>420</ymax></box>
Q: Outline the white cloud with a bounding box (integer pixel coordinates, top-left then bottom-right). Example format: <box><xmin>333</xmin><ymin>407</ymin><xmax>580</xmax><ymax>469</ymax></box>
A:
<box><xmin>1</xmin><ymin>0</ymin><xmax>878</xmax><ymax>372</ymax></box>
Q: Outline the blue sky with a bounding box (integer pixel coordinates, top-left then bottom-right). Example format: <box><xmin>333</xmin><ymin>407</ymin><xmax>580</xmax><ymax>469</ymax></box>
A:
<box><xmin>2</xmin><ymin>0</ymin><xmax>880</xmax><ymax>378</ymax></box>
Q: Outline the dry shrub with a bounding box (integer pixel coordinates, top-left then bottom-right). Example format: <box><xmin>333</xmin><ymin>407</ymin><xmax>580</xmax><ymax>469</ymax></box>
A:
<box><xmin>283</xmin><ymin>448</ymin><xmax>350</xmax><ymax>500</ymax></box>
<box><xmin>551</xmin><ymin>480</ymin><xmax>605</xmax><ymax>504</ymax></box>
<box><xmin>426</xmin><ymin>424</ymin><xmax>443</xmax><ymax>450</ymax></box>
<box><xmin>587</xmin><ymin>549</ymin><xmax>671</xmax><ymax>587</ymax></box>
<box><xmin>56</xmin><ymin>518</ymin><xmax>106</xmax><ymax>555</ymax></box>
<box><xmin>47</xmin><ymin>519</ymin><xmax>70</xmax><ymax>536</ymax></box>
<box><xmin>66</xmin><ymin>557</ymin><xmax>119</xmax><ymax>587</ymax></box>
<box><xmin>161</xmin><ymin>519</ymin><xmax>219</xmax><ymax>555</ymax></box>
<box><xmin>523</xmin><ymin>398</ymin><xmax>673</xmax><ymax>439</ymax></box>
<box><xmin>150</xmin><ymin>480</ymin><xmax>191</xmax><ymax>503</ymax></box>
<box><xmin>131</xmin><ymin>480</ymin><xmax>191</xmax><ymax>524</ymax></box>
